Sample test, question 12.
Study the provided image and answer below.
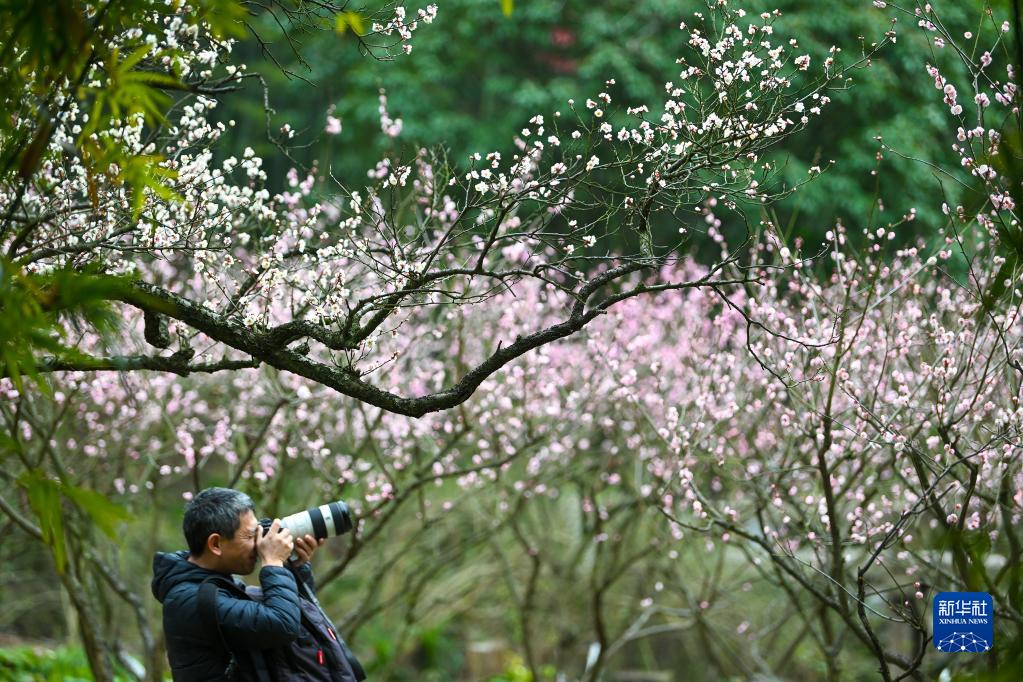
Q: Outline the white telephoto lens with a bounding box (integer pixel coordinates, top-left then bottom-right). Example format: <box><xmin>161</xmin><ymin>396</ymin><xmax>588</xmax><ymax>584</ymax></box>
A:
<box><xmin>280</xmin><ymin>511</ymin><xmax>313</xmax><ymax>538</ymax></box>
<box><xmin>280</xmin><ymin>501</ymin><xmax>350</xmax><ymax>540</ymax></box>
<box><xmin>318</xmin><ymin>503</ymin><xmax>342</xmax><ymax>537</ymax></box>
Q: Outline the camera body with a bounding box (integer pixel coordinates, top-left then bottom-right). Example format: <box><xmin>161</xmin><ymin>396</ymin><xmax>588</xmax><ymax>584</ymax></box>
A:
<box><xmin>259</xmin><ymin>500</ymin><xmax>353</xmax><ymax>541</ymax></box>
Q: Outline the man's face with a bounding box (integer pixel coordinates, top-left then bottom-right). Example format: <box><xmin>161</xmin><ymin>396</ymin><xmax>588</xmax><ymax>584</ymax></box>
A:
<box><xmin>216</xmin><ymin>510</ymin><xmax>260</xmax><ymax>575</ymax></box>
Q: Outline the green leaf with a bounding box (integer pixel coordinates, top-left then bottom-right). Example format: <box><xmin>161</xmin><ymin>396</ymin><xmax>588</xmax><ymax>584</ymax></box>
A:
<box><xmin>3</xmin><ymin>347</ymin><xmax>25</xmax><ymax>392</ymax></box>
<box><xmin>15</xmin><ymin>471</ymin><xmax>131</xmax><ymax>573</ymax></box>
<box><xmin>336</xmin><ymin>11</ymin><xmax>366</xmax><ymax>36</ymax></box>
<box><xmin>194</xmin><ymin>0</ymin><xmax>248</xmax><ymax>39</ymax></box>
<box><xmin>0</xmin><ymin>258</ymin><xmax>136</xmax><ymax>389</ymax></box>
<box><xmin>501</xmin><ymin>0</ymin><xmax>514</xmax><ymax>16</ymax></box>
<box><xmin>63</xmin><ymin>485</ymin><xmax>133</xmax><ymax>539</ymax></box>
<box><xmin>120</xmin><ymin>44</ymin><xmax>155</xmax><ymax>72</ymax></box>
<box><xmin>0</xmin><ymin>431</ymin><xmax>21</xmax><ymax>455</ymax></box>
<box><xmin>17</xmin><ymin>469</ymin><xmax>67</xmax><ymax>574</ymax></box>
<box><xmin>114</xmin><ymin>153</ymin><xmax>181</xmax><ymax>220</ymax></box>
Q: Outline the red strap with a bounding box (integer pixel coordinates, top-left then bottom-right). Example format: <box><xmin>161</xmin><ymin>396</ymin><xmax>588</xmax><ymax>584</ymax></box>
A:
<box><xmin>317</xmin><ymin>649</ymin><xmax>325</xmax><ymax>665</ymax></box>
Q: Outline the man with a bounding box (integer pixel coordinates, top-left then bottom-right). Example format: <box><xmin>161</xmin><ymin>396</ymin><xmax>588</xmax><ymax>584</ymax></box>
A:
<box><xmin>152</xmin><ymin>487</ymin><xmax>326</xmax><ymax>681</ymax></box>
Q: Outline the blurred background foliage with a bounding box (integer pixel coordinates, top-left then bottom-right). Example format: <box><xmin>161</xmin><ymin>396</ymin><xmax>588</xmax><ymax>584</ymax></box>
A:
<box><xmin>214</xmin><ymin>0</ymin><xmax>983</xmax><ymax>250</ymax></box>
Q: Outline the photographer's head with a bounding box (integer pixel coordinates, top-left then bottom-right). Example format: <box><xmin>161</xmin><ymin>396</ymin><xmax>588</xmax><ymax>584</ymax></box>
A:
<box><xmin>183</xmin><ymin>487</ymin><xmax>260</xmax><ymax>575</ymax></box>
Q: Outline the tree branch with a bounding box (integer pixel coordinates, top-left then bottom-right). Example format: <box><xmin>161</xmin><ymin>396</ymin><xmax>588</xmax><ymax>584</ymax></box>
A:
<box><xmin>24</xmin><ymin>264</ymin><xmax>733</xmax><ymax>416</ymax></box>
<box><xmin>25</xmin><ymin>352</ymin><xmax>260</xmax><ymax>376</ymax></box>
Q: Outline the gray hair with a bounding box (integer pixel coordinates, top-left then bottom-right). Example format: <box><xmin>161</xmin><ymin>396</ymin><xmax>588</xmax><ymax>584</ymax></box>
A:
<box><xmin>183</xmin><ymin>487</ymin><xmax>255</xmax><ymax>556</ymax></box>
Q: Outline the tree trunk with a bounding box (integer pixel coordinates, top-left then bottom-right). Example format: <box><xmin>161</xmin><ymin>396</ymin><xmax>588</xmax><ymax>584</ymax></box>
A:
<box><xmin>60</xmin><ymin>564</ymin><xmax>114</xmax><ymax>682</ymax></box>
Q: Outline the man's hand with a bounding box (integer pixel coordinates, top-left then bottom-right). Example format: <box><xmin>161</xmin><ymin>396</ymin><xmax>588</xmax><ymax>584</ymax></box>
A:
<box><xmin>256</xmin><ymin>519</ymin><xmax>294</xmax><ymax>567</ymax></box>
<box><xmin>292</xmin><ymin>534</ymin><xmax>325</xmax><ymax>567</ymax></box>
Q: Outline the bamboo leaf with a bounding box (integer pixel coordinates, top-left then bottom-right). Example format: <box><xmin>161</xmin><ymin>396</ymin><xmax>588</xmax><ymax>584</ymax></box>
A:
<box><xmin>63</xmin><ymin>485</ymin><xmax>133</xmax><ymax>539</ymax></box>
<box><xmin>336</xmin><ymin>11</ymin><xmax>367</xmax><ymax>36</ymax></box>
<box><xmin>120</xmin><ymin>44</ymin><xmax>154</xmax><ymax>72</ymax></box>
<box><xmin>17</xmin><ymin>470</ymin><xmax>66</xmax><ymax>574</ymax></box>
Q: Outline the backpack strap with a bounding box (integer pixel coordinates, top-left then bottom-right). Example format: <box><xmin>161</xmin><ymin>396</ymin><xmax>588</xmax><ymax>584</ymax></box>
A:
<box><xmin>291</xmin><ymin>569</ymin><xmax>367</xmax><ymax>681</ymax></box>
<box><xmin>197</xmin><ymin>575</ymin><xmax>274</xmax><ymax>682</ymax></box>
<box><xmin>336</xmin><ymin>635</ymin><xmax>367</xmax><ymax>681</ymax></box>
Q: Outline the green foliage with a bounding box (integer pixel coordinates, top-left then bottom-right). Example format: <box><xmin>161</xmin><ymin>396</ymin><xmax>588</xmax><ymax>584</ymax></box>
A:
<box><xmin>116</xmin><ymin>152</ymin><xmax>181</xmax><ymax>219</ymax></box>
<box><xmin>193</xmin><ymin>0</ymin><xmax>249</xmax><ymax>40</ymax></box>
<box><xmin>488</xmin><ymin>656</ymin><xmax>536</xmax><ymax>681</ymax></box>
<box><xmin>0</xmin><ymin>645</ymin><xmax>142</xmax><ymax>681</ymax></box>
<box><xmin>213</xmin><ymin>0</ymin><xmax>987</xmax><ymax>252</ymax></box>
<box><xmin>15</xmin><ymin>469</ymin><xmax>133</xmax><ymax>575</ymax></box>
<box><xmin>61</xmin><ymin>483</ymin><xmax>134</xmax><ymax>540</ymax></box>
<box><xmin>415</xmin><ymin>623</ymin><xmax>454</xmax><ymax>669</ymax></box>
<box><xmin>985</xmin><ymin>124</ymin><xmax>1023</xmax><ymax>311</ymax></box>
<box><xmin>336</xmin><ymin>11</ymin><xmax>368</xmax><ymax>37</ymax></box>
<box><xmin>83</xmin><ymin>45</ymin><xmax>176</xmax><ymax>133</ymax></box>
<box><xmin>0</xmin><ymin>0</ymin><xmax>231</xmax><ymax>217</ymax></box>
<box><xmin>0</xmin><ymin>0</ymin><xmax>202</xmax><ymax>412</ymax></box>
<box><xmin>17</xmin><ymin>471</ymin><xmax>67</xmax><ymax>574</ymax></box>
<box><xmin>0</xmin><ymin>259</ymin><xmax>130</xmax><ymax>391</ymax></box>
<box><xmin>357</xmin><ymin>620</ymin><xmax>466</xmax><ymax>680</ymax></box>
<box><xmin>0</xmin><ymin>261</ymin><xmax>59</xmax><ymax>392</ymax></box>
<box><xmin>948</xmin><ymin>652</ymin><xmax>1023</xmax><ymax>681</ymax></box>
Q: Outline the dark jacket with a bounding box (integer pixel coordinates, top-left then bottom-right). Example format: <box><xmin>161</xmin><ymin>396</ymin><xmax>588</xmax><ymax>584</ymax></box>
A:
<box><xmin>152</xmin><ymin>551</ymin><xmax>307</xmax><ymax>681</ymax></box>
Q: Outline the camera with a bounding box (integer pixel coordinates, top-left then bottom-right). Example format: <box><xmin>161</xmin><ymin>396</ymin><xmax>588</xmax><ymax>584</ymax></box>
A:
<box><xmin>259</xmin><ymin>500</ymin><xmax>353</xmax><ymax>541</ymax></box>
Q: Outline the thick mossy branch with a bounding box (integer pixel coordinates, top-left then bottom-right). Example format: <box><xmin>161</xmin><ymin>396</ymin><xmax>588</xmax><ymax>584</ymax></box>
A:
<box><xmin>34</xmin><ymin>267</ymin><xmax>745</xmax><ymax>417</ymax></box>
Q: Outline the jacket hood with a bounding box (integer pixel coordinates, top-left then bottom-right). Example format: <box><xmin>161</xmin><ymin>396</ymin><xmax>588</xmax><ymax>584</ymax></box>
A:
<box><xmin>152</xmin><ymin>550</ymin><xmax>222</xmax><ymax>603</ymax></box>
